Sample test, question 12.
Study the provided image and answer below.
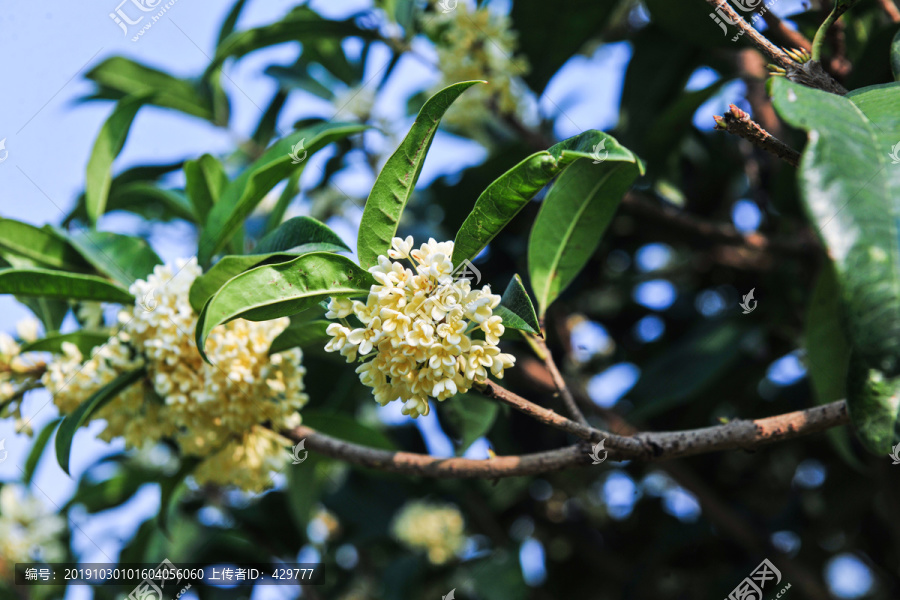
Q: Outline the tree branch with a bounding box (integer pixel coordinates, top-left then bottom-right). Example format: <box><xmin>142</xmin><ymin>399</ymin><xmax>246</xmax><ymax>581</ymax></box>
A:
<box><xmin>714</xmin><ymin>104</ymin><xmax>801</xmax><ymax>167</ymax></box>
<box><xmin>877</xmin><ymin>0</ymin><xmax>900</xmax><ymax>22</ymax></box>
<box><xmin>281</xmin><ymin>399</ymin><xmax>850</xmax><ymax>478</ymax></box>
<box><xmin>526</xmin><ymin>334</ymin><xmax>589</xmax><ymax>426</ymax></box>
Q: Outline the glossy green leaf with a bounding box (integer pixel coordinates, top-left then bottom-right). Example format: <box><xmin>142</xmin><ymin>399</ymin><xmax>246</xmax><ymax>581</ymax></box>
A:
<box><xmin>772</xmin><ymin>79</ymin><xmax>900</xmax><ymax>376</ymax></box>
<box><xmin>20</xmin><ymin>331</ymin><xmax>111</xmax><ymax>356</ymax></box>
<box><xmin>493</xmin><ymin>274</ymin><xmax>540</xmax><ymax>335</ymax></box>
<box><xmin>60</xmin><ymin>230</ymin><xmax>162</xmax><ymax>287</ymax></box>
<box><xmin>805</xmin><ymin>266</ymin><xmax>864</xmax><ymax>469</ymax></box>
<box><xmin>18</xmin><ymin>297</ymin><xmax>69</xmax><ymax>333</ymax></box>
<box><xmin>253</xmin><ymin>216</ymin><xmax>350</xmax><ymax>255</ymax></box>
<box><xmin>217</xmin><ymin>0</ymin><xmax>249</xmax><ymax>46</ymax></box>
<box><xmin>189</xmin><ymin>253</ymin><xmax>304</xmax><ymax>313</ymax></box>
<box><xmin>208</xmin><ymin>6</ymin><xmax>377</xmax><ymax>72</ymax></box>
<box><xmin>847</xmin><ymin>352</ymin><xmax>900</xmax><ymax>454</ymax></box>
<box><xmin>23</xmin><ymin>418</ymin><xmax>62</xmax><ymax>485</ymax></box>
<box><xmin>436</xmin><ymin>393</ymin><xmax>499</xmax><ymax>454</ymax></box>
<box><xmin>0</xmin><ymin>219</ymin><xmax>92</xmax><ymax>272</ymax></box>
<box><xmin>0</xmin><ymin>268</ymin><xmax>133</xmax><ymax>303</ymax></box>
<box><xmin>195</xmin><ymin>253</ymin><xmax>374</xmax><ymax>362</ymax></box>
<box><xmin>452</xmin><ymin>130</ymin><xmax>633</xmax><ymax>267</ymax></box>
<box><xmin>357</xmin><ymin>81</ymin><xmax>482</xmax><ymax>269</ymax></box>
<box><xmin>269</xmin><ymin>319</ymin><xmax>331</xmax><ymax>355</ymax></box>
<box><xmin>55</xmin><ymin>367</ymin><xmax>146</xmax><ymax>475</ymax></box>
<box><xmin>184</xmin><ymin>154</ymin><xmax>228</xmax><ymax>223</ymax></box>
<box><xmin>84</xmin><ymin>57</ymin><xmax>214</xmax><ymax>120</ymax></box>
<box><xmin>198</xmin><ymin>122</ymin><xmax>366</xmax><ymax>265</ymax></box>
<box><xmin>528</xmin><ymin>149</ymin><xmax>644</xmax><ymax>316</ymax></box>
<box><xmin>85</xmin><ymin>95</ymin><xmax>147</xmax><ymax>224</ymax></box>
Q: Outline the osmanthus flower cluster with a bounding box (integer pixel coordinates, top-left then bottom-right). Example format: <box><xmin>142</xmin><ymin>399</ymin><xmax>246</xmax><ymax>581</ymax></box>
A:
<box><xmin>325</xmin><ymin>237</ymin><xmax>515</xmax><ymax>417</ymax></box>
<box><xmin>0</xmin><ymin>484</ymin><xmax>66</xmax><ymax>582</ymax></box>
<box><xmin>423</xmin><ymin>2</ymin><xmax>530</xmax><ymax>135</ymax></box>
<box><xmin>0</xmin><ymin>325</ymin><xmax>44</xmax><ymax>434</ymax></box>
<box><xmin>40</xmin><ymin>258</ymin><xmax>308</xmax><ymax>492</ymax></box>
<box><xmin>391</xmin><ymin>500</ymin><xmax>466</xmax><ymax>565</ymax></box>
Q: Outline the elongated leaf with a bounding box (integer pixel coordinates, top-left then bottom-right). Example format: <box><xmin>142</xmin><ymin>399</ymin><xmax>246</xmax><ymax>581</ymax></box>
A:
<box><xmin>60</xmin><ymin>230</ymin><xmax>162</xmax><ymax>287</ymax></box>
<box><xmin>358</xmin><ymin>81</ymin><xmax>482</xmax><ymax>268</ymax></box>
<box><xmin>55</xmin><ymin>367</ymin><xmax>146</xmax><ymax>475</ymax></box>
<box><xmin>0</xmin><ymin>219</ymin><xmax>91</xmax><ymax>272</ymax></box>
<box><xmin>23</xmin><ymin>418</ymin><xmax>62</xmax><ymax>485</ymax></box>
<box><xmin>0</xmin><ymin>268</ymin><xmax>133</xmax><ymax>303</ymax></box>
<box><xmin>772</xmin><ymin>79</ymin><xmax>900</xmax><ymax>376</ymax></box>
<box><xmin>217</xmin><ymin>0</ymin><xmax>250</xmax><ymax>47</ymax></box>
<box><xmin>806</xmin><ymin>266</ymin><xmax>865</xmax><ymax>468</ymax></box>
<box><xmin>847</xmin><ymin>353</ymin><xmax>900</xmax><ymax>454</ymax></box>
<box><xmin>85</xmin><ymin>95</ymin><xmax>147</xmax><ymax>224</ymax></box>
<box><xmin>893</xmin><ymin>29</ymin><xmax>900</xmax><ymax>81</ymax></box>
<box><xmin>436</xmin><ymin>393</ymin><xmax>499</xmax><ymax>454</ymax></box>
<box><xmin>196</xmin><ymin>253</ymin><xmax>374</xmax><ymax>362</ymax></box>
<box><xmin>198</xmin><ymin>122</ymin><xmax>366</xmax><ymax>265</ymax></box>
<box><xmin>84</xmin><ymin>57</ymin><xmax>214</xmax><ymax>120</ymax></box>
<box><xmin>184</xmin><ymin>154</ymin><xmax>228</xmax><ymax>223</ymax></box>
<box><xmin>452</xmin><ymin>131</ymin><xmax>633</xmax><ymax>266</ymax></box>
<box><xmin>208</xmin><ymin>6</ymin><xmax>377</xmax><ymax>73</ymax></box>
<box><xmin>18</xmin><ymin>297</ymin><xmax>69</xmax><ymax>333</ymax></box>
<box><xmin>189</xmin><ymin>253</ymin><xmax>303</xmax><ymax>313</ymax></box>
<box><xmin>494</xmin><ymin>274</ymin><xmax>540</xmax><ymax>335</ymax></box>
<box><xmin>21</xmin><ymin>331</ymin><xmax>111</xmax><ymax>356</ymax></box>
<box><xmin>253</xmin><ymin>216</ymin><xmax>349</xmax><ymax>255</ymax></box>
<box><xmin>269</xmin><ymin>320</ymin><xmax>331</xmax><ymax>355</ymax></box>
<box><xmin>528</xmin><ymin>152</ymin><xmax>644</xmax><ymax>316</ymax></box>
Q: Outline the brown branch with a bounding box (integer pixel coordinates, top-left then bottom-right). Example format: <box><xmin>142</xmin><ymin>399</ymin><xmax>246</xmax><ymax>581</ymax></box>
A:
<box><xmin>527</xmin><ymin>334</ymin><xmax>590</xmax><ymax>426</ymax></box>
<box><xmin>877</xmin><ymin>0</ymin><xmax>900</xmax><ymax>22</ymax></box>
<box><xmin>282</xmin><ymin>398</ymin><xmax>850</xmax><ymax>478</ymax></box>
<box><xmin>715</xmin><ymin>103</ymin><xmax>801</xmax><ymax>167</ymax></box>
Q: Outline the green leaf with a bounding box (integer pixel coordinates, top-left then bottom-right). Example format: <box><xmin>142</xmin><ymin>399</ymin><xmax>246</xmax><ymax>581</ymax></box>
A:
<box><xmin>269</xmin><ymin>319</ymin><xmax>331</xmax><ymax>355</ymax></box>
<box><xmin>20</xmin><ymin>331</ymin><xmax>111</xmax><ymax>356</ymax></box>
<box><xmin>55</xmin><ymin>367</ymin><xmax>146</xmax><ymax>475</ymax></box>
<box><xmin>188</xmin><ymin>253</ymin><xmax>301</xmax><ymax>313</ymax></box>
<box><xmin>60</xmin><ymin>230</ymin><xmax>162</xmax><ymax>287</ymax></box>
<box><xmin>493</xmin><ymin>274</ymin><xmax>540</xmax><ymax>335</ymax></box>
<box><xmin>195</xmin><ymin>253</ymin><xmax>374</xmax><ymax>362</ymax></box>
<box><xmin>217</xmin><ymin>0</ymin><xmax>250</xmax><ymax>47</ymax></box>
<box><xmin>84</xmin><ymin>57</ymin><xmax>214</xmax><ymax>121</ymax></box>
<box><xmin>18</xmin><ymin>297</ymin><xmax>69</xmax><ymax>333</ymax></box>
<box><xmin>253</xmin><ymin>216</ymin><xmax>350</xmax><ymax>255</ymax></box>
<box><xmin>452</xmin><ymin>131</ymin><xmax>637</xmax><ymax>267</ymax></box>
<box><xmin>208</xmin><ymin>6</ymin><xmax>377</xmax><ymax>72</ymax></box>
<box><xmin>805</xmin><ymin>266</ymin><xmax>865</xmax><ymax>469</ymax></box>
<box><xmin>184</xmin><ymin>154</ymin><xmax>228</xmax><ymax>224</ymax></box>
<box><xmin>772</xmin><ymin>79</ymin><xmax>900</xmax><ymax>375</ymax></box>
<box><xmin>847</xmin><ymin>352</ymin><xmax>900</xmax><ymax>454</ymax></box>
<box><xmin>198</xmin><ymin>122</ymin><xmax>366</xmax><ymax>266</ymax></box>
<box><xmin>436</xmin><ymin>393</ymin><xmax>498</xmax><ymax>454</ymax></box>
<box><xmin>357</xmin><ymin>81</ymin><xmax>483</xmax><ymax>269</ymax></box>
<box><xmin>85</xmin><ymin>95</ymin><xmax>147</xmax><ymax>224</ymax></box>
<box><xmin>528</xmin><ymin>153</ymin><xmax>644</xmax><ymax>317</ymax></box>
<box><xmin>23</xmin><ymin>418</ymin><xmax>62</xmax><ymax>485</ymax></box>
<box><xmin>893</xmin><ymin>28</ymin><xmax>900</xmax><ymax>81</ymax></box>
<box><xmin>0</xmin><ymin>219</ymin><xmax>92</xmax><ymax>272</ymax></box>
<box><xmin>0</xmin><ymin>268</ymin><xmax>133</xmax><ymax>303</ymax></box>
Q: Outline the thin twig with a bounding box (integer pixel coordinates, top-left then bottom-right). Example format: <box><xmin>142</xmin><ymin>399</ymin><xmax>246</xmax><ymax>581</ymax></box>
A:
<box><xmin>528</xmin><ymin>334</ymin><xmax>590</xmax><ymax>426</ymax></box>
<box><xmin>705</xmin><ymin>0</ymin><xmax>794</xmax><ymax>68</ymax></box>
<box><xmin>877</xmin><ymin>0</ymin><xmax>900</xmax><ymax>22</ymax></box>
<box><xmin>715</xmin><ymin>104</ymin><xmax>801</xmax><ymax>167</ymax></box>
